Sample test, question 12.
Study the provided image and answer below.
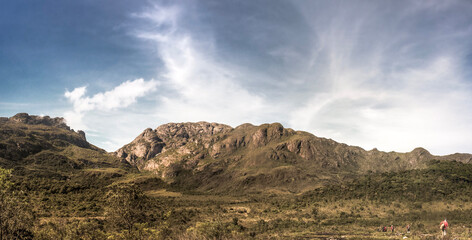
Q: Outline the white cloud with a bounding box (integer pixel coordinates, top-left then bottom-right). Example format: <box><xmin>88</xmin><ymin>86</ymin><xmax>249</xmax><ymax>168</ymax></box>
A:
<box><xmin>288</xmin><ymin>1</ymin><xmax>472</xmax><ymax>155</ymax></box>
<box><xmin>289</xmin><ymin>57</ymin><xmax>472</xmax><ymax>155</ymax></box>
<box><xmin>65</xmin><ymin>79</ymin><xmax>159</xmax><ymax>112</ymax></box>
<box><xmin>64</xmin><ymin>78</ymin><xmax>159</xmax><ymax>134</ymax></box>
<box><xmin>60</xmin><ymin>1</ymin><xmax>472</xmax><ymax>155</ymax></box>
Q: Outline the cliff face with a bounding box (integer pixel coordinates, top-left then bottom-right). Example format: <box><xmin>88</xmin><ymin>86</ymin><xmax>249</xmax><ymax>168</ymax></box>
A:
<box><xmin>115</xmin><ymin>122</ymin><xmax>233</xmax><ymax>169</ymax></box>
<box><xmin>115</xmin><ymin>121</ymin><xmax>472</xmax><ymax>192</ymax></box>
<box><xmin>9</xmin><ymin>113</ymin><xmax>72</xmax><ymax>131</ymax></box>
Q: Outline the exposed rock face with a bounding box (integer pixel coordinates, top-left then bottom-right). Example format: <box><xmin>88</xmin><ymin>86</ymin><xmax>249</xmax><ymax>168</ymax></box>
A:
<box><xmin>4</xmin><ymin>113</ymin><xmax>88</xmax><ymax>142</ymax></box>
<box><xmin>10</xmin><ymin>113</ymin><xmax>71</xmax><ymax>130</ymax></box>
<box><xmin>440</xmin><ymin>153</ymin><xmax>472</xmax><ymax>164</ymax></box>
<box><xmin>77</xmin><ymin>131</ymin><xmax>86</xmax><ymax>141</ymax></box>
<box><xmin>115</xmin><ymin>121</ymin><xmax>472</xmax><ymax>192</ymax></box>
<box><xmin>115</xmin><ymin>122</ymin><xmax>232</xmax><ymax>169</ymax></box>
<box><xmin>115</xmin><ymin>128</ymin><xmax>165</xmax><ymax>166</ymax></box>
<box><xmin>155</xmin><ymin>122</ymin><xmax>233</xmax><ymax>148</ymax></box>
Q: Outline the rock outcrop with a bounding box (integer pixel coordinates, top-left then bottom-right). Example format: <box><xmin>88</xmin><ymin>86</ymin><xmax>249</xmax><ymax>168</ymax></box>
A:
<box><xmin>115</xmin><ymin>122</ymin><xmax>232</xmax><ymax>169</ymax></box>
<box><xmin>9</xmin><ymin>113</ymin><xmax>71</xmax><ymax>130</ymax></box>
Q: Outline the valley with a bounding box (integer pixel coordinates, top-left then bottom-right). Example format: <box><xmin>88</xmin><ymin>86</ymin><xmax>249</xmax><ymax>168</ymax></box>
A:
<box><xmin>1</xmin><ymin>113</ymin><xmax>471</xmax><ymax>239</ymax></box>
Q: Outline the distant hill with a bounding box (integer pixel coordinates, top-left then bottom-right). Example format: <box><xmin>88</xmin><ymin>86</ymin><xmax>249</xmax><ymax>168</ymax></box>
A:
<box><xmin>0</xmin><ymin>113</ymin><xmax>124</xmax><ymax>170</ymax></box>
<box><xmin>0</xmin><ymin>113</ymin><xmax>132</xmax><ymax>190</ymax></box>
<box><xmin>115</xmin><ymin>121</ymin><xmax>472</xmax><ymax>193</ymax></box>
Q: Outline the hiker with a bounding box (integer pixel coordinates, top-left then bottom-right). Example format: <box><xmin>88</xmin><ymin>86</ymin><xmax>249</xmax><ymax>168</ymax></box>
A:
<box><xmin>382</xmin><ymin>226</ymin><xmax>387</xmax><ymax>232</ymax></box>
<box><xmin>440</xmin><ymin>218</ymin><xmax>448</xmax><ymax>237</ymax></box>
<box><xmin>406</xmin><ymin>224</ymin><xmax>410</xmax><ymax>233</ymax></box>
<box><xmin>391</xmin><ymin>224</ymin><xmax>395</xmax><ymax>233</ymax></box>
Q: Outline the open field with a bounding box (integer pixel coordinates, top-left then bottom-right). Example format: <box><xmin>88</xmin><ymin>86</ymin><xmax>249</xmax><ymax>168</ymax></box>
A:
<box><xmin>31</xmin><ymin>191</ymin><xmax>472</xmax><ymax>239</ymax></box>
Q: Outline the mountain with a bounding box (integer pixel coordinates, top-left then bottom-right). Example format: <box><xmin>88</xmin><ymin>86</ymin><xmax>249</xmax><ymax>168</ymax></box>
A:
<box><xmin>115</xmin><ymin>121</ymin><xmax>472</xmax><ymax>193</ymax></box>
<box><xmin>3</xmin><ymin>113</ymin><xmax>470</xmax><ymax>194</ymax></box>
<box><xmin>0</xmin><ymin>113</ymin><xmax>136</xmax><ymax>218</ymax></box>
<box><xmin>0</xmin><ymin>113</ymin><xmax>131</xmax><ymax>187</ymax></box>
<box><xmin>0</xmin><ymin>113</ymin><xmax>118</xmax><ymax>168</ymax></box>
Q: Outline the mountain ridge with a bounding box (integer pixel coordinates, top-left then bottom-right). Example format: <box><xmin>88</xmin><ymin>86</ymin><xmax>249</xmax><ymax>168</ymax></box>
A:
<box><xmin>2</xmin><ymin>113</ymin><xmax>470</xmax><ymax>193</ymax></box>
<box><xmin>115</xmin><ymin>121</ymin><xmax>472</xmax><ymax>193</ymax></box>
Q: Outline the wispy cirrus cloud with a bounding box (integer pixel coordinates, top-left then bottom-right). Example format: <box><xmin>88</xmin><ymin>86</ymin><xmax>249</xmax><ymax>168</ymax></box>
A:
<box><xmin>133</xmin><ymin>4</ymin><xmax>274</xmax><ymax>126</ymax></box>
<box><xmin>288</xmin><ymin>1</ymin><xmax>472</xmax><ymax>154</ymax></box>
<box><xmin>59</xmin><ymin>0</ymin><xmax>472</xmax><ymax>155</ymax></box>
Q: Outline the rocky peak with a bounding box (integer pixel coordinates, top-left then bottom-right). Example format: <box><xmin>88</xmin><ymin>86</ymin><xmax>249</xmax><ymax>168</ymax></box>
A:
<box><xmin>140</xmin><ymin>128</ymin><xmax>161</xmax><ymax>142</ymax></box>
<box><xmin>250</xmin><ymin>123</ymin><xmax>294</xmax><ymax>147</ymax></box>
<box><xmin>7</xmin><ymin>113</ymin><xmax>88</xmax><ymax>141</ymax></box>
<box><xmin>411</xmin><ymin>147</ymin><xmax>431</xmax><ymax>156</ymax></box>
<box><xmin>155</xmin><ymin>122</ymin><xmax>233</xmax><ymax>141</ymax></box>
<box><xmin>409</xmin><ymin>147</ymin><xmax>432</xmax><ymax>162</ymax></box>
<box><xmin>115</xmin><ymin>122</ymin><xmax>233</xmax><ymax>167</ymax></box>
<box><xmin>115</xmin><ymin>128</ymin><xmax>164</xmax><ymax>165</ymax></box>
<box><xmin>10</xmin><ymin>113</ymin><xmax>71</xmax><ymax>130</ymax></box>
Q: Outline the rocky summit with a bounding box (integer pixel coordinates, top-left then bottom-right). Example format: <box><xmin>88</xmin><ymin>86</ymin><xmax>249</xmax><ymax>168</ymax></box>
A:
<box><xmin>115</xmin><ymin>122</ymin><xmax>233</xmax><ymax>168</ymax></box>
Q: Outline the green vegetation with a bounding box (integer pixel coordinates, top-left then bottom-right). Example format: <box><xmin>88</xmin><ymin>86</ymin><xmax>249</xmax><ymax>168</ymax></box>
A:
<box><xmin>1</xmin><ymin>114</ymin><xmax>472</xmax><ymax>239</ymax></box>
<box><xmin>302</xmin><ymin>160</ymin><xmax>472</xmax><ymax>202</ymax></box>
<box><xmin>0</xmin><ymin>167</ymin><xmax>35</xmax><ymax>239</ymax></box>
<box><xmin>2</xmin><ymin>159</ymin><xmax>472</xmax><ymax>239</ymax></box>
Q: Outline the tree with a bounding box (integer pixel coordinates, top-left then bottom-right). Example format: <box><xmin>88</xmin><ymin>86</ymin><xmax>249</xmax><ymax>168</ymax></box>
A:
<box><xmin>0</xmin><ymin>168</ymin><xmax>12</xmax><ymax>193</ymax></box>
<box><xmin>104</xmin><ymin>184</ymin><xmax>149</xmax><ymax>234</ymax></box>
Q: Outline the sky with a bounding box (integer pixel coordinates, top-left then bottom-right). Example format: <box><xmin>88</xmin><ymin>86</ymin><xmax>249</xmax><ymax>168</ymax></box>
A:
<box><xmin>1</xmin><ymin>0</ymin><xmax>472</xmax><ymax>155</ymax></box>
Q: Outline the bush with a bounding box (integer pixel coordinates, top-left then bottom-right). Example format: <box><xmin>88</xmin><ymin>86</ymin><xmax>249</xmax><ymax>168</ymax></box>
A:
<box><xmin>311</xmin><ymin>206</ymin><xmax>319</xmax><ymax>217</ymax></box>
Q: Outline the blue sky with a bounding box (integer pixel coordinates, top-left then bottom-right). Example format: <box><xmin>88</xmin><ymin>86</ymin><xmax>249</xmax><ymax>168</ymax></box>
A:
<box><xmin>1</xmin><ymin>0</ymin><xmax>472</xmax><ymax>155</ymax></box>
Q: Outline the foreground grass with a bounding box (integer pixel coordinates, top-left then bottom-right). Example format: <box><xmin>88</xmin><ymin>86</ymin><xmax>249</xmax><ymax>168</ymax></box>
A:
<box><xmin>31</xmin><ymin>189</ymin><xmax>472</xmax><ymax>239</ymax></box>
<box><xmin>5</xmin><ymin>159</ymin><xmax>472</xmax><ymax>239</ymax></box>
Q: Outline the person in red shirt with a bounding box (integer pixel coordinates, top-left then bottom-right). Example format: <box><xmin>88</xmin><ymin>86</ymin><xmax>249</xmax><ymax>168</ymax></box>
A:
<box><xmin>440</xmin><ymin>218</ymin><xmax>448</xmax><ymax>237</ymax></box>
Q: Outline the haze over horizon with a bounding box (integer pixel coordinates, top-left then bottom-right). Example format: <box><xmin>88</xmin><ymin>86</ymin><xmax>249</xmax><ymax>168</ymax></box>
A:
<box><xmin>1</xmin><ymin>0</ymin><xmax>472</xmax><ymax>155</ymax></box>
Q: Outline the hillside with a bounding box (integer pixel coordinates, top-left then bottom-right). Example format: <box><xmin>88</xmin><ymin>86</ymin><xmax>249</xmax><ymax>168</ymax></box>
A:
<box><xmin>301</xmin><ymin>159</ymin><xmax>472</xmax><ymax>202</ymax></box>
<box><xmin>0</xmin><ymin>113</ymin><xmax>130</xmax><ymax>172</ymax></box>
<box><xmin>0</xmin><ymin>113</ymin><xmax>134</xmax><ymax>218</ymax></box>
<box><xmin>115</xmin><ymin>121</ymin><xmax>472</xmax><ymax>193</ymax></box>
